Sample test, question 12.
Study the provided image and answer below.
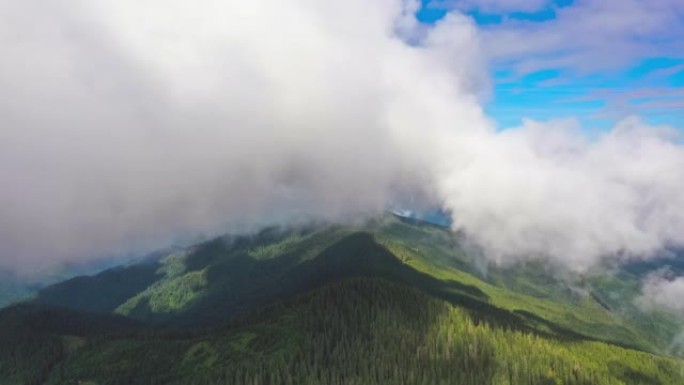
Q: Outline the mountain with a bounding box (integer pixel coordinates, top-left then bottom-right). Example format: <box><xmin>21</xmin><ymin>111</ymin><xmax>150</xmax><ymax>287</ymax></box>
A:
<box><xmin>0</xmin><ymin>271</ymin><xmax>39</xmax><ymax>308</ymax></box>
<box><xmin>0</xmin><ymin>256</ymin><xmax>156</xmax><ymax>309</ymax></box>
<box><xmin>1</xmin><ymin>214</ymin><xmax>683</xmax><ymax>384</ymax></box>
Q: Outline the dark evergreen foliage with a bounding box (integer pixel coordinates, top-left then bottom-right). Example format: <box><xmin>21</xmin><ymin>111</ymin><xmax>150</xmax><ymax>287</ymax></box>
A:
<box><xmin>1</xmin><ymin>215</ymin><xmax>683</xmax><ymax>384</ymax></box>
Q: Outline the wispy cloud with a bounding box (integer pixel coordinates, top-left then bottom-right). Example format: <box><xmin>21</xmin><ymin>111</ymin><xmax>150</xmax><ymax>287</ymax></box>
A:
<box><xmin>572</xmin><ymin>86</ymin><xmax>684</xmax><ymax>120</ymax></box>
<box><xmin>478</xmin><ymin>0</ymin><xmax>684</xmax><ymax>74</ymax></box>
<box><xmin>436</xmin><ymin>0</ymin><xmax>552</xmax><ymax>14</ymax></box>
<box><xmin>642</xmin><ymin>62</ymin><xmax>684</xmax><ymax>80</ymax></box>
<box><xmin>637</xmin><ymin>270</ymin><xmax>684</xmax><ymax>316</ymax></box>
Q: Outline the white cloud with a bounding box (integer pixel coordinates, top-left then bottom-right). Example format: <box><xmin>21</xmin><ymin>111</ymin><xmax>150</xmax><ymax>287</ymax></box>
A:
<box><xmin>637</xmin><ymin>271</ymin><xmax>684</xmax><ymax>316</ymax></box>
<box><xmin>479</xmin><ymin>0</ymin><xmax>684</xmax><ymax>74</ymax></box>
<box><xmin>1</xmin><ymin>0</ymin><xmax>684</xmax><ymax>275</ymax></box>
<box><xmin>437</xmin><ymin>117</ymin><xmax>684</xmax><ymax>270</ymax></box>
<box><xmin>444</xmin><ymin>0</ymin><xmax>551</xmax><ymax>13</ymax></box>
<box><xmin>0</xmin><ymin>0</ymin><xmax>486</xmax><ymax>273</ymax></box>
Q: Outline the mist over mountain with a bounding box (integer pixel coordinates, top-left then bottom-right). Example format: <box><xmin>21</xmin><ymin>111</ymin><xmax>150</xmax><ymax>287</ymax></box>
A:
<box><xmin>1</xmin><ymin>0</ymin><xmax>684</xmax><ymax>277</ymax></box>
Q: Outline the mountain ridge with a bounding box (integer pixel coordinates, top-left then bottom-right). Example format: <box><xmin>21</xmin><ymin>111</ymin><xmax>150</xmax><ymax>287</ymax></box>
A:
<box><xmin>2</xmin><ymin>214</ymin><xmax>683</xmax><ymax>384</ymax></box>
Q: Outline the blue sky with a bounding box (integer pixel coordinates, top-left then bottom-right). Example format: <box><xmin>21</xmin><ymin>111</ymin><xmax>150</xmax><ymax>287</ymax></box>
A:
<box><xmin>417</xmin><ymin>0</ymin><xmax>684</xmax><ymax>131</ymax></box>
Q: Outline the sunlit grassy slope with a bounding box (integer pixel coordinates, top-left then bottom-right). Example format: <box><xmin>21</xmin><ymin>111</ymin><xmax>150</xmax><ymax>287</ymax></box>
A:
<box><xmin>2</xmin><ymin>213</ymin><xmax>683</xmax><ymax>384</ymax></box>
<box><xmin>373</xmin><ymin>217</ymin><xmax>680</xmax><ymax>353</ymax></box>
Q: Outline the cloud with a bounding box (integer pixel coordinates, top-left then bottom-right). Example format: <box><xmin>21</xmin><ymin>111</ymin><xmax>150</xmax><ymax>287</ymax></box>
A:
<box><xmin>440</xmin><ymin>0</ymin><xmax>551</xmax><ymax>14</ymax></box>
<box><xmin>566</xmin><ymin>86</ymin><xmax>684</xmax><ymax>119</ymax></box>
<box><xmin>636</xmin><ymin>271</ymin><xmax>684</xmax><ymax>316</ymax></box>
<box><xmin>479</xmin><ymin>0</ymin><xmax>684</xmax><ymax>74</ymax></box>
<box><xmin>0</xmin><ymin>0</ymin><xmax>487</xmax><ymax>273</ymax></box>
<box><xmin>644</xmin><ymin>62</ymin><xmax>684</xmax><ymax>80</ymax></box>
<box><xmin>1</xmin><ymin>0</ymin><xmax>684</xmax><ymax>275</ymax></box>
<box><xmin>436</xmin><ymin>117</ymin><xmax>684</xmax><ymax>270</ymax></box>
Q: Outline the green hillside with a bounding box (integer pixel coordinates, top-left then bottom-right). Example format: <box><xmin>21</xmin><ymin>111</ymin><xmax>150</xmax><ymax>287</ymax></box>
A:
<box><xmin>1</xmin><ymin>214</ymin><xmax>683</xmax><ymax>384</ymax></box>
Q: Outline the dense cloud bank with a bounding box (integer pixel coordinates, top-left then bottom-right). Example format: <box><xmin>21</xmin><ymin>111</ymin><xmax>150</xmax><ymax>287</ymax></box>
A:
<box><xmin>1</xmin><ymin>0</ymin><xmax>683</xmax><ymax>274</ymax></box>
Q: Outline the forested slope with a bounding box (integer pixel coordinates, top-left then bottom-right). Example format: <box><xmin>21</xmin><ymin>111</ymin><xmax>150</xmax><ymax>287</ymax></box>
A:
<box><xmin>1</xmin><ymin>214</ymin><xmax>682</xmax><ymax>384</ymax></box>
<box><xmin>4</xmin><ymin>279</ymin><xmax>682</xmax><ymax>385</ymax></box>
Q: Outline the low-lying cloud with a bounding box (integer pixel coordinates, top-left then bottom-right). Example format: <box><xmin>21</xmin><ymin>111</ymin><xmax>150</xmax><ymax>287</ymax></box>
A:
<box><xmin>637</xmin><ymin>271</ymin><xmax>684</xmax><ymax>316</ymax></box>
<box><xmin>0</xmin><ymin>0</ymin><xmax>485</xmax><ymax>272</ymax></box>
<box><xmin>438</xmin><ymin>117</ymin><xmax>684</xmax><ymax>270</ymax></box>
<box><xmin>1</xmin><ymin>0</ymin><xmax>684</xmax><ymax>274</ymax></box>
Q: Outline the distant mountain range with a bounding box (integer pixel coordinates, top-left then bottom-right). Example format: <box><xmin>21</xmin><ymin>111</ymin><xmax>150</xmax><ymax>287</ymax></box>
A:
<box><xmin>0</xmin><ymin>271</ymin><xmax>41</xmax><ymax>309</ymax></box>
<box><xmin>1</xmin><ymin>214</ymin><xmax>683</xmax><ymax>384</ymax></box>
